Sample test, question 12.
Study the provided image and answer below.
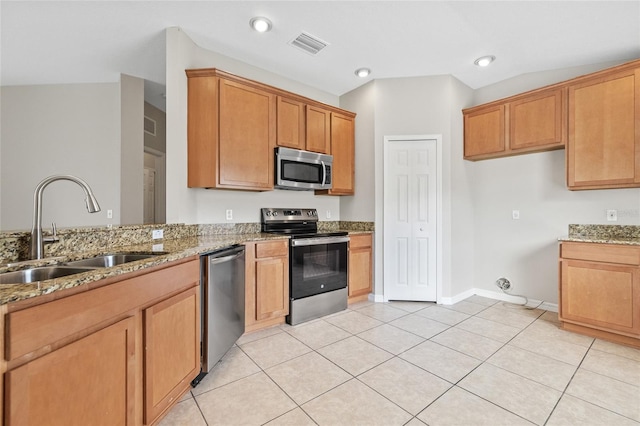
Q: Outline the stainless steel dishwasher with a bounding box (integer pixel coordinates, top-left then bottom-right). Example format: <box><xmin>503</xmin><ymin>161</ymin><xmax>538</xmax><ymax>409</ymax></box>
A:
<box><xmin>191</xmin><ymin>244</ymin><xmax>245</xmax><ymax>387</ymax></box>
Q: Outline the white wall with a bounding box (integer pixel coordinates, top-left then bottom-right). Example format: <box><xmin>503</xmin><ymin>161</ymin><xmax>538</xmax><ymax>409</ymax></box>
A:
<box><xmin>0</xmin><ymin>83</ymin><xmax>121</xmax><ymax>230</ymax></box>
<box><xmin>339</xmin><ymin>81</ymin><xmax>375</xmax><ymax>222</ymax></box>
<box><xmin>120</xmin><ymin>74</ymin><xmax>144</xmax><ymax>225</ymax></box>
<box><xmin>339</xmin><ymin>75</ymin><xmax>475</xmax><ymax>300</ymax></box>
<box><xmin>469</xmin><ymin>60</ymin><xmax>640</xmax><ymax>305</ymax></box>
<box><xmin>165</xmin><ymin>27</ymin><xmax>341</xmax><ymax>225</ymax></box>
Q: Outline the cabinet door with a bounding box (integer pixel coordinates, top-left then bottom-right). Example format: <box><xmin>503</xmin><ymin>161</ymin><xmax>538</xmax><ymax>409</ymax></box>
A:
<box><xmin>327</xmin><ymin>112</ymin><xmax>355</xmax><ymax>195</ymax></box>
<box><xmin>5</xmin><ymin>317</ymin><xmax>136</xmax><ymax>426</ymax></box>
<box><xmin>509</xmin><ymin>87</ymin><xmax>566</xmax><ymax>151</ymax></box>
<box><xmin>144</xmin><ymin>287</ymin><xmax>200</xmax><ymax>424</ymax></box>
<box><xmin>306</xmin><ymin>105</ymin><xmax>331</xmax><ymax>154</ymax></box>
<box><xmin>255</xmin><ymin>256</ymin><xmax>289</xmax><ymax>321</ymax></box>
<box><xmin>463</xmin><ymin>104</ymin><xmax>505</xmax><ymax>159</ymax></box>
<box><xmin>348</xmin><ymin>234</ymin><xmax>373</xmax><ymax>300</ymax></box>
<box><xmin>567</xmin><ymin>68</ymin><xmax>640</xmax><ymax>189</ymax></box>
<box><xmin>560</xmin><ymin>259</ymin><xmax>640</xmax><ymax>335</ymax></box>
<box><xmin>277</xmin><ymin>96</ymin><xmax>305</xmax><ymax>150</ymax></box>
<box><xmin>219</xmin><ymin>78</ymin><xmax>276</xmax><ymax>190</ymax></box>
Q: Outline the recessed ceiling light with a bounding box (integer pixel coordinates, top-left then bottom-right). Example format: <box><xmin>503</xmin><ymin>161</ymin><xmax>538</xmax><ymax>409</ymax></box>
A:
<box><xmin>474</xmin><ymin>55</ymin><xmax>496</xmax><ymax>67</ymax></box>
<box><xmin>355</xmin><ymin>68</ymin><xmax>371</xmax><ymax>78</ymax></box>
<box><xmin>250</xmin><ymin>17</ymin><xmax>272</xmax><ymax>33</ymax></box>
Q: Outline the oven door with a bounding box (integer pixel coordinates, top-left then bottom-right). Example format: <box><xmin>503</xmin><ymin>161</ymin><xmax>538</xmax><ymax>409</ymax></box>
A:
<box><xmin>290</xmin><ymin>236</ymin><xmax>349</xmax><ymax>299</ymax></box>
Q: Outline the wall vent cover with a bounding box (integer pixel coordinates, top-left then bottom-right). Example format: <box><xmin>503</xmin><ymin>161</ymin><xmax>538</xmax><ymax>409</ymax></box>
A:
<box><xmin>289</xmin><ymin>32</ymin><xmax>329</xmax><ymax>55</ymax></box>
<box><xmin>144</xmin><ymin>116</ymin><xmax>156</xmax><ymax>136</ymax></box>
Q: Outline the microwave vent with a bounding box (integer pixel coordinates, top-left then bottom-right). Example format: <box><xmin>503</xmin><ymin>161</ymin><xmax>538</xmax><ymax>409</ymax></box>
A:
<box><xmin>289</xmin><ymin>32</ymin><xmax>329</xmax><ymax>55</ymax></box>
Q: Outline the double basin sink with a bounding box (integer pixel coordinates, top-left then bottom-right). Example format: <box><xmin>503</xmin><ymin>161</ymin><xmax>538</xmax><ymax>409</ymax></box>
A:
<box><xmin>0</xmin><ymin>253</ymin><xmax>161</xmax><ymax>285</ymax></box>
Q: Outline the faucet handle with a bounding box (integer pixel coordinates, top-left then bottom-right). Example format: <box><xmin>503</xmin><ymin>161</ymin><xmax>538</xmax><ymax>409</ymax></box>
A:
<box><xmin>44</xmin><ymin>222</ymin><xmax>60</xmax><ymax>243</ymax></box>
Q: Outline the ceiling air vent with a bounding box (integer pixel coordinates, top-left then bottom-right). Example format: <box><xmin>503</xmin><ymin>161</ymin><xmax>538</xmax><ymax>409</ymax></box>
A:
<box><xmin>289</xmin><ymin>32</ymin><xmax>329</xmax><ymax>55</ymax></box>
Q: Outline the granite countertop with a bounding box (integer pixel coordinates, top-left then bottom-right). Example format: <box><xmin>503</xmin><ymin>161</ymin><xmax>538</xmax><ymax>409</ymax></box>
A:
<box><xmin>0</xmin><ymin>229</ymin><xmax>372</xmax><ymax>306</ymax></box>
<box><xmin>0</xmin><ymin>233</ymin><xmax>286</xmax><ymax>306</ymax></box>
<box><xmin>558</xmin><ymin>224</ymin><xmax>640</xmax><ymax>246</ymax></box>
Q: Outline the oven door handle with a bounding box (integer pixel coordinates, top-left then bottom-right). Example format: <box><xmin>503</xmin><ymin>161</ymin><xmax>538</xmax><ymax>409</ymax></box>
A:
<box><xmin>291</xmin><ymin>236</ymin><xmax>350</xmax><ymax>247</ymax></box>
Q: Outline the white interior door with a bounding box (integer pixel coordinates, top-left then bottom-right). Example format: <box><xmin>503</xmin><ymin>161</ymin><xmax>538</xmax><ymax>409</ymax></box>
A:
<box><xmin>384</xmin><ymin>138</ymin><xmax>438</xmax><ymax>301</ymax></box>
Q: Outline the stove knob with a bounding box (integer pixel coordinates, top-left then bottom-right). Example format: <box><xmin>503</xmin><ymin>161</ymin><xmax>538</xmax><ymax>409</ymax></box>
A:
<box><xmin>273</xmin><ymin>212</ymin><xmax>278</xmax><ymax>216</ymax></box>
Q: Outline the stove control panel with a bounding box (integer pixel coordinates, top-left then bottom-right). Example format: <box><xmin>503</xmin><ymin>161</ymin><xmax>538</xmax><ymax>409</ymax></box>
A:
<box><xmin>261</xmin><ymin>208</ymin><xmax>318</xmax><ymax>223</ymax></box>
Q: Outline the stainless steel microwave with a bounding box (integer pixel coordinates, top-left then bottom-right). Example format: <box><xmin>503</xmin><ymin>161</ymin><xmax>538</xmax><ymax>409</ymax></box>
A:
<box><xmin>275</xmin><ymin>147</ymin><xmax>333</xmax><ymax>190</ymax></box>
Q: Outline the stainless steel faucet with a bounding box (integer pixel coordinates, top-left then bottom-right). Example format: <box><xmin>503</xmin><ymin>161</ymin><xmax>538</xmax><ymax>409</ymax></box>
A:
<box><xmin>30</xmin><ymin>174</ymin><xmax>101</xmax><ymax>259</ymax></box>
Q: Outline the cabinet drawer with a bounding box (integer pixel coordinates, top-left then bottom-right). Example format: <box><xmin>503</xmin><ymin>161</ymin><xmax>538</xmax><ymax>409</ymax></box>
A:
<box><xmin>561</xmin><ymin>242</ymin><xmax>640</xmax><ymax>265</ymax></box>
<box><xmin>349</xmin><ymin>233</ymin><xmax>372</xmax><ymax>250</ymax></box>
<box><xmin>255</xmin><ymin>240</ymin><xmax>288</xmax><ymax>258</ymax></box>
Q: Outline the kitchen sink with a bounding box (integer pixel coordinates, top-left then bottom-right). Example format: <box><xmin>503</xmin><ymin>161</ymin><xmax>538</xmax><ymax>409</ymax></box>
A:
<box><xmin>63</xmin><ymin>253</ymin><xmax>161</xmax><ymax>268</ymax></box>
<box><xmin>0</xmin><ymin>266</ymin><xmax>96</xmax><ymax>285</ymax></box>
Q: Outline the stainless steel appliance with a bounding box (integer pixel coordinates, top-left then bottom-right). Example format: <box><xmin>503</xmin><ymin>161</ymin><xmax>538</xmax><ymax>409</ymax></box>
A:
<box><xmin>275</xmin><ymin>147</ymin><xmax>333</xmax><ymax>190</ymax></box>
<box><xmin>192</xmin><ymin>245</ymin><xmax>245</xmax><ymax>387</ymax></box>
<box><xmin>261</xmin><ymin>208</ymin><xmax>349</xmax><ymax>325</ymax></box>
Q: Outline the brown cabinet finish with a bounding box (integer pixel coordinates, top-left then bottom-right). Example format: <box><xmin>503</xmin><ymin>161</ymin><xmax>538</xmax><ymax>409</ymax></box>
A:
<box><xmin>348</xmin><ymin>233</ymin><xmax>373</xmax><ymax>303</ymax></box>
<box><xmin>567</xmin><ymin>66</ymin><xmax>640</xmax><ymax>189</ymax></box>
<box><xmin>218</xmin><ymin>78</ymin><xmax>276</xmax><ymax>190</ymax></box>
<box><xmin>306</xmin><ymin>105</ymin><xmax>331</xmax><ymax>154</ymax></box>
<box><xmin>509</xmin><ymin>88</ymin><xmax>566</xmax><ymax>151</ymax></box>
<box><xmin>245</xmin><ymin>240</ymin><xmax>289</xmax><ymax>332</ymax></box>
<box><xmin>463</xmin><ymin>87</ymin><xmax>566</xmax><ymax>160</ymax></box>
<box><xmin>3</xmin><ymin>257</ymin><xmax>201</xmax><ymax>425</ymax></box>
<box><xmin>327</xmin><ymin>112</ymin><xmax>356</xmax><ymax>195</ymax></box>
<box><xmin>276</xmin><ymin>96</ymin><xmax>305</xmax><ymax>150</ymax></box>
<box><xmin>5</xmin><ymin>317</ymin><xmax>136</xmax><ymax>426</ymax></box>
<box><xmin>144</xmin><ymin>286</ymin><xmax>200</xmax><ymax>424</ymax></box>
<box><xmin>187</xmin><ymin>68</ymin><xmax>356</xmax><ymax>194</ymax></box>
<box><xmin>463</xmin><ymin>104</ymin><xmax>506</xmax><ymax>159</ymax></box>
<box><xmin>559</xmin><ymin>242</ymin><xmax>640</xmax><ymax>347</ymax></box>
<box><xmin>186</xmin><ymin>69</ymin><xmax>276</xmax><ymax>191</ymax></box>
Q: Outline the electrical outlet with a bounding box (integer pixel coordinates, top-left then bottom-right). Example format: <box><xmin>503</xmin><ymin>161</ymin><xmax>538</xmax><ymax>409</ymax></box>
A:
<box><xmin>326</xmin><ymin>210</ymin><xmax>331</xmax><ymax>219</ymax></box>
<box><xmin>512</xmin><ymin>210</ymin><xmax>520</xmax><ymax>220</ymax></box>
<box><xmin>606</xmin><ymin>209</ymin><xmax>618</xmax><ymax>221</ymax></box>
<box><xmin>152</xmin><ymin>229</ymin><xmax>164</xmax><ymax>239</ymax></box>
<box><xmin>107</xmin><ymin>209</ymin><xmax>113</xmax><ymax>219</ymax></box>
<box><xmin>226</xmin><ymin>209</ymin><xmax>233</xmax><ymax>220</ymax></box>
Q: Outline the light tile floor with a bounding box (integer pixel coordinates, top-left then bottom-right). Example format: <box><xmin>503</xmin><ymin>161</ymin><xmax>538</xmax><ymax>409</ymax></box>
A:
<box><xmin>159</xmin><ymin>296</ymin><xmax>640</xmax><ymax>426</ymax></box>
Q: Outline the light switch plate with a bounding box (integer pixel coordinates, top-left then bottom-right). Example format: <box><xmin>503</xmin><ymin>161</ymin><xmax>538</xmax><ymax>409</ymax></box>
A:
<box><xmin>152</xmin><ymin>229</ymin><xmax>164</xmax><ymax>239</ymax></box>
<box><xmin>512</xmin><ymin>210</ymin><xmax>520</xmax><ymax>220</ymax></box>
<box><xmin>607</xmin><ymin>209</ymin><xmax>618</xmax><ymax>221</ymax></box>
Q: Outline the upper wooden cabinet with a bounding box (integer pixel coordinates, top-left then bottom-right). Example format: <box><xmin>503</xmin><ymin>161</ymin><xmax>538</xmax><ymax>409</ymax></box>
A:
<box><xmin>306</xmin><ymin>105</ymin><xmax>332</xmax><ymax>154</ymax></box>
<box><xmin>463</xmin><ymin>87</ymin><xmax>566</xmax><ymax>160</ymax></box>
<box><xmin>317</xmin><ymin>112</ymin><xmax>355</xmax><ymax>195</ymax></box>
<box><xmin>187</xmin><ymin>69</ymin><xmax>276</xmax><ymax>191</ymax></box>
<box><xmin>187</xmin><ymin>68</ymin><xmax>356</xmax><ymax>194</ymax></box>
<box><xmin>567</xmin><ymin>65</ymin><xmax>640</xmax><ymax>190</ymax></box>
<box><xmin>276</xmin><ymin>96</ymin><xmax>305</xmax><ymax>150</ymax></box>
<box><xmin>463</xmin><ymin>104</ymin><xmax>506</xmax><ymax>158</ymax></box>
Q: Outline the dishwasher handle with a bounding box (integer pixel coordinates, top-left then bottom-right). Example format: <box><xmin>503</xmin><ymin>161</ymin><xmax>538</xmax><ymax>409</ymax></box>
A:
<box><xmin>209</xmin><ymin>251</ymin><xmax>244</xmax><ymax>265</ymax></box>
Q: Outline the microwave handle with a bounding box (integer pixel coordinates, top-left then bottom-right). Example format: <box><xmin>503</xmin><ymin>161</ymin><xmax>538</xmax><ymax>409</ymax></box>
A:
<box><xmin>321</xmin><ymin>161</ymin><xmax>326</xmax><ymax>186</ymax></box>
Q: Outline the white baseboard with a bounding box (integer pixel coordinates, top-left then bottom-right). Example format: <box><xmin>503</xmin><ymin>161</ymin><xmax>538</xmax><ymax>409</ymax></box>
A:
<box><xmin>371</xmin><ymin>288</ymin><xmax>558</xmax><ymax>312</ymax></box>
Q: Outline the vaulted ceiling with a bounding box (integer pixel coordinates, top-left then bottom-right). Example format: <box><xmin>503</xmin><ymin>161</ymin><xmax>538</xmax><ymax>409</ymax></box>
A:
<box><xmin>2</xmin><ymin>1</ymin><xmax>639</xmax><ymax>98</ymax></box>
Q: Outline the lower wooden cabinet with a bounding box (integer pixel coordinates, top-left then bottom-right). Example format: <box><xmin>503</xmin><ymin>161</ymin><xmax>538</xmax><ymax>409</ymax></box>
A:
<box><xmin>245</xmin><ymin>240</ymin><xmax>289</xmax><ymax>332</ymax></box>
<box><xmin>2</xmin><ymin>257</ymin><xmax>201</xmax><ymax>425</ymax></box>
<box><xmin>348</xmin><ymin>233</ymin><xmax>373</xmax><ymax>303</ymax></box>
<box><xmin>144</xmin><ymin>286</ymin><xmax>200</xmax><ymax>424</ymax></box>
<box><xmin>559</xmin><ymin>242</ymin><xmax>640</xmax><ymax>347</ymax></box>
<box><xmin>4</xmin><ymin>317</ymin><xmax>136</xmax><ymax>426</ymax></box>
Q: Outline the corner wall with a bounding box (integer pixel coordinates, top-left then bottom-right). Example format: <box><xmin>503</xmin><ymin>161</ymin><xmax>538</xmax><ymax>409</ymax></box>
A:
<box><xmin>468</xmin><ymin>60</ymin><xmax>640</xmax><ymax>304</ymax></box>
<box><xmin>0</xmin><ymin>83</ymin><xmax>121</xmax><ymax>230</ymax></box>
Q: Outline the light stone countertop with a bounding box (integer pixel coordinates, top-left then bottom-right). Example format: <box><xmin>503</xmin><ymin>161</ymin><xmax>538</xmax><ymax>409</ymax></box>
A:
<box><xmin>0</xmin><ymin>230</ymin><xmax>372</xmax><ymax>306</ymax></box>
<box><xmin>558</xmin><ymin>224</ymin><xmax>640</xmax><ymax>246</ymax></box>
